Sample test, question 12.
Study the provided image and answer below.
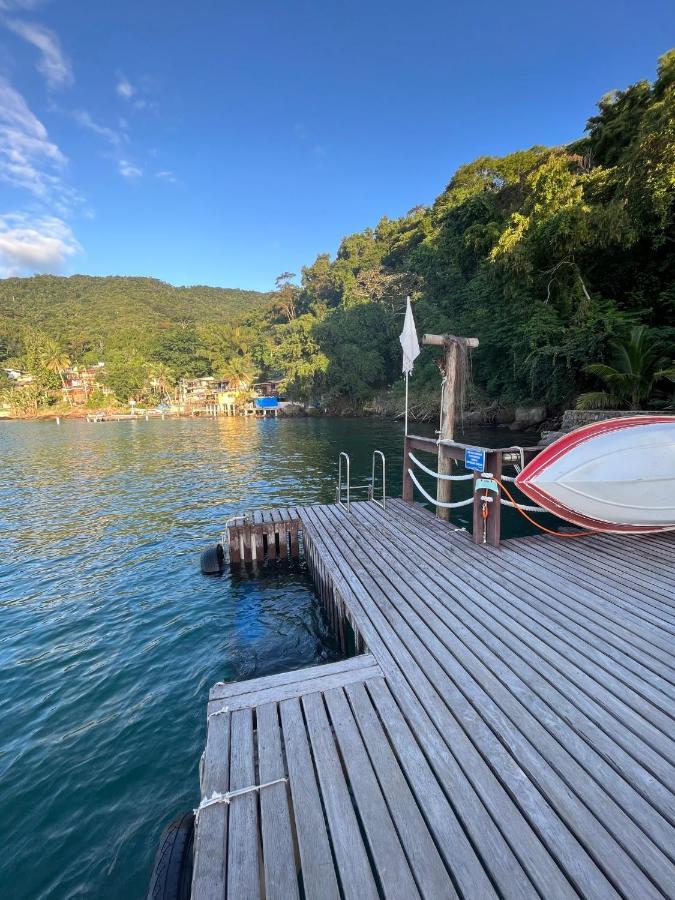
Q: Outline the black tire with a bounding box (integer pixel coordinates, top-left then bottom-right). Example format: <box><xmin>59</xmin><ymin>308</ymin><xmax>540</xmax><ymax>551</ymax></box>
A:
<box><xmin>147</xmin><ymin>810</ymin><xmax>195</xmax><ymax>900</ymax></box>
<box><xmin>200</xmin><ymin>543</ymin><xmax>225</xmax><ymax>575</ymax></box>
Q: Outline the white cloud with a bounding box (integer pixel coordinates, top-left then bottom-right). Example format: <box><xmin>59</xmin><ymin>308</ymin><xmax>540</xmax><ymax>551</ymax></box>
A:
<box><xmin>155</xmin><ymin>169</ymin><xmax>176</xmax><ymax>183</ymax></box>
<box><xmin>73</xmin><ymin>109</ymin><xmax>122</xmax><ymax>147</ymax></box>
<box><xmin>115</xmin><ymin>73</ymin><xmax>159</xmax><ymax>115</ymax></box>
<box><xmin>5</xmin><ymin>19</ymin><xmax>73</xmax><ymax>89</ymax></box>
<box><xmin>0</xmin><ymin>76</ymin><xmax>48</xmax><ymax>138</ymax></box>
<box><xmin>118</xmin><ymin>159</ymin><xmax>142</xmax><ymax>178</ymax></box>
<box><xmin>0</xmin><ymin>1</ymin><xmax>43</xmax><ymax>10</ymax></box>
<box><xmin>71</xmin><ymin>111</ymin><xmax>143</xmax><ymax>183</ymax></box>
<box><xmin>0</xmin><ymin>213</ymin><xmax>80</xmax><ymax>277</ymax></box>
<box><xmin>0</xmin><ymin>77</ymin><xmax>69</xmax><ymax>201</ymax></box>
<box><xmin>116</xmin><ymin>75</ymin><xmax>135</xmax><ymax>99</ymax></box>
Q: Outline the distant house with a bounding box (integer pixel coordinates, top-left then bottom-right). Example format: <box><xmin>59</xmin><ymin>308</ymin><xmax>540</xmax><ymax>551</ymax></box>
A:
<box><xmin>62</xmin><ymin>363</ymin><xmax>111</xmax><ymax>404</ymax></box>
<box><xmin>252</xmin><ymin>377</ymin><xmax>284</xmax><ymax>398</ymax></box>
<box><xmin>178</xmin><ymin>376</ymin><xmax>217</xmax><ymax>408</ymax></box>
<box><xmin>4</xmin><ymin>368</ymin><xmax>33</xmax><ymax>386</ymax></box>
<box><xmin>178</xmin><ymin>376</ymin><xmax>245</xmax><ymax>414</ymax></box>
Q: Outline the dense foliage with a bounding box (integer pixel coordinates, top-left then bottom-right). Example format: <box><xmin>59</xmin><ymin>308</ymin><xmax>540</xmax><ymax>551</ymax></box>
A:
<box><xmin>277</xmin><ymin>49</ymin><xmax>674</xmax><ymax>412</ymax></box>
<box><xmin>1</xmin><ymin>51</ymin><xmax>673</xmax><ymax>412</ymax></box>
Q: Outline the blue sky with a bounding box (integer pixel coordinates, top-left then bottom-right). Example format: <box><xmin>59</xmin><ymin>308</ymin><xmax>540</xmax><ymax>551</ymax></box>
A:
<box><xmin>0</xmin><ymin>0</ymin><xmax>672</xmax><ymax>291</ymax></box>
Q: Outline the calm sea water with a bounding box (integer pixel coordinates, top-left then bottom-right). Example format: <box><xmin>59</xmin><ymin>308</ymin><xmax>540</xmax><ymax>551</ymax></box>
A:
<box><xmin>0</xmin><ymin>416</ymin><xmax>540</xmax><ymax>899</ymax></box>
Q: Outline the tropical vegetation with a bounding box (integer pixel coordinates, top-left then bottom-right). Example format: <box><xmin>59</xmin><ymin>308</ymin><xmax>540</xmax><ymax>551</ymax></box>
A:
<box><xmin>1</xmin><ymin>50</ymin><xmax>673</xmax><ymax>414</ymax></box>
<box><xmin>576</xmin><ymin>326</ymin><xmax>675</xmax><ymax>410</ymax></box>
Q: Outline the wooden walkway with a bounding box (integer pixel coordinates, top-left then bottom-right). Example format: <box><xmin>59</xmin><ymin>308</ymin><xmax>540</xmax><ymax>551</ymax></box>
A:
<box><xmin>193</xmin><ymin>499</ymin><xmax>675</xmax><ymax>899</ymax></box>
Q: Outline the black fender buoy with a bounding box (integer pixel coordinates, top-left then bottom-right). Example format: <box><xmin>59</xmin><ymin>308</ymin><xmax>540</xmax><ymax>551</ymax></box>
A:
<box><xmin>200</xmin><ymin>543</ymin><xmax>225</xmax><ymax>575</ymax></box>
<box><xmin>147</xmin><ymin>810</ymin><xmax>194</xmax><ymax>900</ymax></box>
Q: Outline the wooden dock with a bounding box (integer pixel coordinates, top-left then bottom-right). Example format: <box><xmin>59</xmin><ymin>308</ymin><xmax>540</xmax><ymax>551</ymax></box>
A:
<box><xmin>193</xmin><ymin>499</ymin><xmax>675</xmax><ymax>899</ymax></box>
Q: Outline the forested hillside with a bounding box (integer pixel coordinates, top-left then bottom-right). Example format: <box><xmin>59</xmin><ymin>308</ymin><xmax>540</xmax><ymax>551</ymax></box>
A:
<box><xmin>1</xmin><ymin>50</ymin><xmax>673</xmax><ymax>413</ymax></box>
<box><xmin>274</xmin><ymin>48</ymin><xmax>675</xmax><ymax>413</ymax></box>
<box><xmin>0</xmin><ymin>275</ymin><xmax>272</xmax><ymax>360</ymax></box>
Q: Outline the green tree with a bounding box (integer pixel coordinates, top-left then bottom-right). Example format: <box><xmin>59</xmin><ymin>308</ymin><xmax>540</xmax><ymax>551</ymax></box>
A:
<box><xmin>272</xmin><ymin>314</ymin><xmax>328</xmax><ymax>400</ymax></box>
<box><xmin>316</xmin><ymin>303</ymin><xmax>399</xmax><ymax>406</ymax></box>
<box><xmin>576</xmin><ymin>326</ymin><xmax>675</xmax><ymax>410</ymax></box>
<box><xmin>273</xmin><ymin>273</ymin><xmax>299</xmax><ymax>321</ymax></box>
<box><xmin>149</xmin><ymin>326</ymin><xmax>209</xmax><ymax>378</ymax></box>
<box><xmin>20</xmin><ymin>329</ymin><xmax>61</xmax><ymax>406</ymax></box>
<box><xmin>44</xmin><ymin>345</ymin><xmax>72</xmax><ymax>404</ymax></box>
<box><xmin>101</xmin><ymin>351</ymin><xmax>151</xmax><ymax>403</ymax></box>
<box><xmin>197</xmin><ymin>324</ymin><xmax>259</xmax><ymax>384</ymax></box>
<box><xmin>146</xmin><ymin>362</ymin><xmax>175</xmax><ymax>400</ymax></box>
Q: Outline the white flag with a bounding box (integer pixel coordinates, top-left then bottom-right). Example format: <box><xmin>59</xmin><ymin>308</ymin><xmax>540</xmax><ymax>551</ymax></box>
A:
<box><xmin>399</xmin><ymin>296</ymin><xmax>420</xmax><ymax>376</ymax></box>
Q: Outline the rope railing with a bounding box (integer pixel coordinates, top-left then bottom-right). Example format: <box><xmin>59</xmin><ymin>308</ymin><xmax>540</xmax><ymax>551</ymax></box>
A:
<box><xmin>500</xmin><ymin>498</ymin><xmax>547</xmax><ymax>513</ymax></box>
<box><xmin>408</xmin><ymin>452</ymin><xmax>474</xmax><ymax>481</ymax></box>
<box><xmin>407</xmin><ymin>446</ymin><xmax>548</xmax><ymax>516</ymax></box>
<box><xmin>407</xmin><ymin>469</ymin><xmax>475</xmax><ymax>508</ymax></box>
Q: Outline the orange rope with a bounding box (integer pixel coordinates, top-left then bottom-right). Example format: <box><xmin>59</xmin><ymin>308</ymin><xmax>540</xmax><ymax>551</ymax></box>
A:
<box><xmin>495</xmin><ymin>478</ymin><xmax>598</xmax><ymax>538</ymax></box>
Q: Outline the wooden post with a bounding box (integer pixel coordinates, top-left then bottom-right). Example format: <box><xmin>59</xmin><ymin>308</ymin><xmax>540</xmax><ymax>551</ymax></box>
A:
<box><xmin>486</xmin><ymin>451</ymin><xmax>502</xmax><ymax>547</ymax></box>
<box><xmin>436</xmin><ymin>339</ymin><xmax>458</xmax><ymax>520</ymax></box>
<box><xmin>472</xmin><ymin>451</ymin><xmax>503</xmax><ymax>546</ymax></box>
<box><xmin>423</xmin><ymin>333</ymin><xmax>479</xmax><ymax>520</ymax></box>
<box><xmin>472</xmin><ymin>471</ymin><xmax>482</xmax><ymax>542</ymax></box>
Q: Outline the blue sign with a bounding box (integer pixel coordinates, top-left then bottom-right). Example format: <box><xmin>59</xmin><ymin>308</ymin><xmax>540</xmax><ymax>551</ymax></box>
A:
<box><xmin>464</xmin><ymin>447</ymin><xmax>486</xmax><ymax>472</ymax></box>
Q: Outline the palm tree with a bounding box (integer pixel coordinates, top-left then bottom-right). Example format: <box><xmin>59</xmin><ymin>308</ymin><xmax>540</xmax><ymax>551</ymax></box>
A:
<box><xmin>44</xmin><ymin>347</ymin><xmax>72</xmax><ymax>405</ymax></box>
<box><xmin>147</xmin><ymin>363</ymin><xmax>175</xmax><ymax>402</ymax></box>
<box><xmin>576</xmin><ymin>325</ymin><xmax>675</xmax><ymax>410</ymax></box>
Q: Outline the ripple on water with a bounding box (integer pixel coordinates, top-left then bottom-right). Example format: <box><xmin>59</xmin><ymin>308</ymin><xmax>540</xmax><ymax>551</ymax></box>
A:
<box><xmin>0</xmin><ymin>417</ymin><xmax>397</xmax><ymax>899</ymax></box>
<box><xmin>0</xmin><ymin>416</ymin><xmax>538</xmax><ymax>899</ymax></box>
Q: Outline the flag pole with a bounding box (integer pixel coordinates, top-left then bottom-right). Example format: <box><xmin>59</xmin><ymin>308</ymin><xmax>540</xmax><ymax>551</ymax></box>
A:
<box><xmin>404</xmin><ymin>372</ymin><xmax>409</xmax><ymax>436</ymax></box>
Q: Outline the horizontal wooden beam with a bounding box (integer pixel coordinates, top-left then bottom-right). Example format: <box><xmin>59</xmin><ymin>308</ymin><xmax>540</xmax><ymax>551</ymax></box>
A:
<box><xmin>422</xmin><ymin>334</ymin><xmax>480</xmax><ymax>348</ymax></box>
<box><xmin>405</xmin><ymin>434</ymin><xmax>439</xmax><ymax>454</ymax></box>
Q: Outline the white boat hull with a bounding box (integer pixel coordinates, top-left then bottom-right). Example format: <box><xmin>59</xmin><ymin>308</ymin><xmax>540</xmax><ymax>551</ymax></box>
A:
<box><xmin>515</xmin><ymin>416</ymin><xmax>675</xmax><ymax>533</ymax></box>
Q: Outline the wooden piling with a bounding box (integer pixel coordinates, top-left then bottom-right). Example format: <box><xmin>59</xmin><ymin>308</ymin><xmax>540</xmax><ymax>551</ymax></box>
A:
<box><xmin>422</xmin><ymin>333</ymin><xmax>479</xmax><ymax>521</ymax></box>
<box><xmin>226</xmin><ymin>509</ymin><xmax>303</xmax><ymax>564</ymax></box>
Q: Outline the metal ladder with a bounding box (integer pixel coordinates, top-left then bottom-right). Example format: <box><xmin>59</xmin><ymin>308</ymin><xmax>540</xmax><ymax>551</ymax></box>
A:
<box><xmin>336</xmin><ymin>450</ymin><xmax>386</xmax><ymax>511</ymax></box>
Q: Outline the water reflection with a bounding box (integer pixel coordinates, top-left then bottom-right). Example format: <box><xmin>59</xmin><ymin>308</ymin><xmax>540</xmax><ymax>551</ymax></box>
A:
<box><xmin>0</xmin><ymin>416</ymin><xmax>541</xmax><ymax>899</ymax></box>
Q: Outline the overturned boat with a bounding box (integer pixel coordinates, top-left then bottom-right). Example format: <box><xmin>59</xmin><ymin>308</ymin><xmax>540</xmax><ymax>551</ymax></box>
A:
<box><xmin>515</xmin><ymin>415</ymin><xmax>675</xmax><ymax>533</ymax></box>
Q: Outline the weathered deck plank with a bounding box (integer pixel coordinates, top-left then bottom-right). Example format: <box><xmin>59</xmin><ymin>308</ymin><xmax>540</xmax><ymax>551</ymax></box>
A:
<box><xmin>310</xmin><ymin>504</ymin><xmax>632</xmax><ymax>899</ymax></box>
<box><xmin>279</xmin><ymin>697</ymin><xmax>339</xmax><ymax>900</ymax></box>
<box><xmin>210</xmin><ymin>653</ymin><xmax>380</xmax><ymax>701</ymax></box>
<box><xmin>226</xmin><ymin>708</ymin><xmax>260</xmax><ymax>899</ymax></box>
<box><xmin>323</xmin><ymin>686</ymin><xmax>421</xmax><ymax>899</ymax></box>
<box><xmin>193</xmin><ymin>498</ymin><xmax>675</xmax><ymax>900</ymax></box>
<box><xmin>342</xmin><ymin>503</ymin><xmax>674</xmax><ymax>895</ymax></box>
<box><xmin>350</xmin><ymin>502</ymin><xmax>675</xmax><ymax>852</ymax></box>
<box><xmin>302</xmin><ymin>690</ymin><xmax>380</xmax><ymax>898</ymax></box>
<box><xmin>192</xmin><ymin>711</ymin><xmax>230</xmax><ymax>900</ymax></box>
<box><xmin>302</xmin><ymin>505</ymin><xmax>558</xmax><ymax>899</ymax></box>
<box><xmin>256</xmin><ymin>703</ymin><xmax>299</xmax><ymax>900</ymax></box>
<box><xmin>344</xmin><ymin>679</ymin><xmax>458</xmax><ymax>899</ymax></box>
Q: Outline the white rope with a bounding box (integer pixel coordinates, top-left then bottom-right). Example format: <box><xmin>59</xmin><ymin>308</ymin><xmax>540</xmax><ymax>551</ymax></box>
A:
<box><xmin>408</xmin><ymin>452</ymin><xmax>474</xmax><ymax>481</ymax></box>
<box><xmin>500</xmin><ymin>499</ymin><xmax>547</xmax><ymax>513</ymax></box>
<box><xmin>408</xmin><ymin>469</ymin><xmax>474</xmax><ymax>508</ymax></box>
<box><xmin>195</xmin><ymin>778</ymin><xmax>288</xmax><ymax>816</ymax></box>
<box><xmin>501</xmin><ymin>474</ymin><xmax>517</xmax><ymax>482</ymax></box>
